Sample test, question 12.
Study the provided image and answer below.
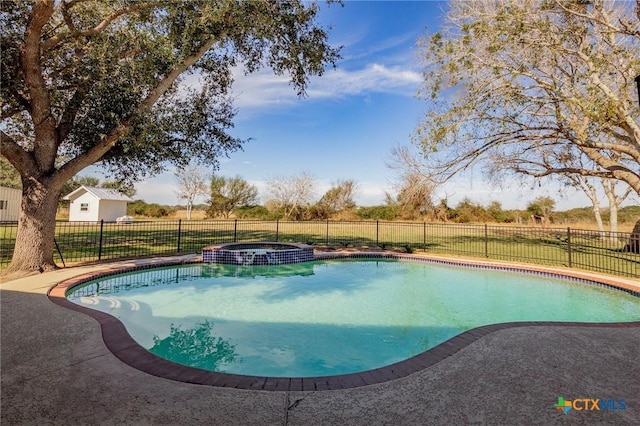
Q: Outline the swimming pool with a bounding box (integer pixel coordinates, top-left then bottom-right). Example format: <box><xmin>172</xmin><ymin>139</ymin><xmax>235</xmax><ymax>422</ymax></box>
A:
<box><xmin>64</xmin><ymin>257</ymin><xmax>640</xmax><ymax>380</ymax></box>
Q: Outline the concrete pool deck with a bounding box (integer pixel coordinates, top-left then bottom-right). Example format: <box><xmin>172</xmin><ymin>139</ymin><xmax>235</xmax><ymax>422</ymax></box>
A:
<box><xmin>2</xmin><ymin>253</ymin><xmax>639</xmax><ymax>425</ymax></box>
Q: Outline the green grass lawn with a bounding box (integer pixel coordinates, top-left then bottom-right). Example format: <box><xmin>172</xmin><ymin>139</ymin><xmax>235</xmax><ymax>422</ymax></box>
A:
<box><xmin>1</xmin><ymin>220</ymin><xmax>638</xmax><ymax>278</ymax></box>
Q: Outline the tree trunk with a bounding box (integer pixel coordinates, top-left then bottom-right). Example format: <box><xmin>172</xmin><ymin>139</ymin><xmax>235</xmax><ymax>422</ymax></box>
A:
<box><xmin>603</xmin><ymin>180</ymin><xmax>619</xmax><ymax>234</ymax></box>
<box><xmin>574</xmin><ymin>178</ymin><xmax>606</xmax><ymax>234</ymax></box>
<box><xmin>5</xmin><ymin>181</ymin><xmax>61</xmax><ymax>273</ymax></box>
<box><xmin>592</xmin><ymin>203</ymin><xmax>605</xmax><ymax>233</ymax></box>
<box><xmin>609</xmin><ymin>203</ymin><xmax>618</xmax><ymax>234</ymax></box>
<box><xmin>625</xmin><ymin>218</ymin><xmax>640</xmax><ymax>254</ymax></box>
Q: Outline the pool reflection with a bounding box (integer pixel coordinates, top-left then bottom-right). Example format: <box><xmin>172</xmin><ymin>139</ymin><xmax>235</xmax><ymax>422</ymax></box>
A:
<box><xmin>66</xmin><ymin>262</ymin><xmax>315</xmax><ymax>299</ymax></box>
<box><xmin>149</xmin><ymin>320</ymin><xmax>237</xmax><ymax>371</ymax></box>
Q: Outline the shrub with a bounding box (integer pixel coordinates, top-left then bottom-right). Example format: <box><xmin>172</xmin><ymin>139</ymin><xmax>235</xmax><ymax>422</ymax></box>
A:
<box><xmin>127</xmin><ymin>200</ymin><xmax>171</xmax><ymax>217</ymax></box>
<box><xmin>233</xmin><ymin>205</ymin><xmax>279</xmax><ymax>220</ymax></box>
<box><xmin>356</xmin><ymin>205</ymin><xmax>398</xmax><ymax>221</ymax></box>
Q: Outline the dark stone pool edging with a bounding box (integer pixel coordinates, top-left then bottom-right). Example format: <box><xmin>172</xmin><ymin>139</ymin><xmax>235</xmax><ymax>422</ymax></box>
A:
<box><xmin>47</xmin><ymin>253</ymin><xmax>640</xmax><ymax>392</ymax></box>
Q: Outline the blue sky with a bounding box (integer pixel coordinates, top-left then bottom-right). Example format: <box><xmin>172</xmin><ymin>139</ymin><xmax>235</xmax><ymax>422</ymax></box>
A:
<box><xmin>107</xmin><ymin>0</ymin><xmax>624</xmax><ymax>210</ymax></box>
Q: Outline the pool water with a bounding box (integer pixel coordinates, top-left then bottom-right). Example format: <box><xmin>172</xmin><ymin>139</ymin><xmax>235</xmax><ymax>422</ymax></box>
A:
<box><xmin>66</xmin><ymin>259</ymin><xmax>640</xmax><ymax>377</ymax></box>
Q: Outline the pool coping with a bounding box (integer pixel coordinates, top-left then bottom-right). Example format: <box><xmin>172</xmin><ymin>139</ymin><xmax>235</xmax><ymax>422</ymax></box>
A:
<box><xmin>47</xmin><ymin>251</ymin><xmax>640</xmax><ymax>392</ymax></box>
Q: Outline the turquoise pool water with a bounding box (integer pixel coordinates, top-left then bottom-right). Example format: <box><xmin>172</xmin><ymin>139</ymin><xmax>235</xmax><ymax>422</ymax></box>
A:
<box><xmin>66</xmin><ymin>259</ymin><xmax>640</xmax><ymax>377</ymax></box>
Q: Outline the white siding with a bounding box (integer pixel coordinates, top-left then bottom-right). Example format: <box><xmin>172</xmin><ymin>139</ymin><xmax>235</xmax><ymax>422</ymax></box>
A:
<box><xmin>65</xmin><ymin>186</ymin><xmax>132</xmax><ymax>222</ymax></box>
<box><xmin>97</xmin><ymin>200</ymin><xmax>128</xmax><ymax>222</ymax></box>
<box><xmin>69</xmin><ymin>192</ymin><xmax>100</xmax><ymax>222</ymax></box>
<box><xmin>0</xmin><ymin>187</ymin><xmax>21</xmax><ymax>221</ymax></box>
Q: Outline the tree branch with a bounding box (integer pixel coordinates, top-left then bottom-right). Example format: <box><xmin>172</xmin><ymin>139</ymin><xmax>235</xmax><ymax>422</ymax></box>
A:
<box><xmin>55</xmin><ymin>37</ymin><xmax>218</xmax><ymax>184</ymax></box>
<box><xmin>513</xmin><ymin>165</ymin><xmax>615</xmax><ymax>179</ymax></box>
<box><xmin>42</xmin><ymin>1</ymin><xmax>177</xmax><ymax>52</ymax></box>
<box><xmin>551</xmin><ymin>0</ymin><xmax>640</xmax><ymax>41</ymax></box>
<box><xmin>1</xmin><ymin>93</ymin><xmax>32</xmax><ymax>120</ymax></box>
<box><xmin>21</xmin><ymin>0</ymin><xmax>57</xmax><ymax>171</ymax></box>
<box><xmin>56</xmin><ymin>85</ymin><xmax>89</xmax><ymax>143</ymax></box>
<box><xmin>139</xmin><ymin>38</ymin><xmax>217</xmax><ymax>110</ymax></box>
<box><xmin>1</xmin><ymin>131</ymin><xmax>36</xmax><ymax>176</ymax></box>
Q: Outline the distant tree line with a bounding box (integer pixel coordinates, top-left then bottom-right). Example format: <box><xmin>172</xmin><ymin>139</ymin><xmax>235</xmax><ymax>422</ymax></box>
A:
<box><xmin>4</xmin><ymin>156</ymin><xmax>635</xmax><ymax>225</ymax></box>
<box><xmin>169</xmin><ymin>169</ymin><xmax>640</xmax><ymax>226</ymax></box>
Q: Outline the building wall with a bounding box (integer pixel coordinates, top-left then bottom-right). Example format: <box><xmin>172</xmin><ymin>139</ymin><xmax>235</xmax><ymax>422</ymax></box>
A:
<box><xmin>69</xmin><ymin>192</ymin><xmax>100</xmax><ymax>222</ymax></box>
<box><xmin>0</xmin><ymin>187</ymin><xmax>21</xmax><ymax>221</ymax></box>
<box><xmin>97</xmin><ymin>200</ymin><xmax>128</xmax><ymax>222</ymax></box>
<box><xmin>68</xmin><ymin>191</ymin><xmax>129</xmax><ymax>222</ymax></box>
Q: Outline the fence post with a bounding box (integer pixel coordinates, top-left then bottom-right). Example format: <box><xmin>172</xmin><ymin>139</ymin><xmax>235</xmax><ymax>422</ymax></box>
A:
<box><xmin>423</xmin><ymin>222</ymin><xmax>426</xmax><ymax>250</ymax></box>
<box><xmin>275</xmin><ymin>219</ymin><xmax>279</xmax><ymax>242</ymax></box>
<box><xmin>53</xmin><ymin>237</ymin><xmax>66</xmax><ymax>267</ymax></box>
<box><xmin>567</xmin><ymin>227</ymin><xmax>572</xmax><ymax>268</ymax></box>
<box><xmin>98</xmin><ymin>219</ymin><xmax>104</xmax><ymax>260</ymax></box>
<box><xmin>376</xmin><ymin>221</ymin><xmax>379</xmax><ymax>246</ymax></box>
<box><xmin>325</xmin><ymin>219</ymin><xmax>329</xmax><ymax>246</ymax></box>
<box><xmin>233</xmin><ymin>219</ymin><xmax>238</xmax><ymax>242</ymax></box>
<box><xmin>484</xmin><ymin>223</ymin><xmax>488</xmax><ymax>258</ymax></box>
<box><xmin>177</xmin><ymin>219</ymin><xmax>182</xmax><ymax>253</ymax></box>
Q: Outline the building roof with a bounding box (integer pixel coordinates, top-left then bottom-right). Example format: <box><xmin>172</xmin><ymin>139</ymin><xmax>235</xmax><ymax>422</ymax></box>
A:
<box><xmin>63</xmin><ymin>186</ymin><xmax>134</xmax><ymax>202</ymax></box>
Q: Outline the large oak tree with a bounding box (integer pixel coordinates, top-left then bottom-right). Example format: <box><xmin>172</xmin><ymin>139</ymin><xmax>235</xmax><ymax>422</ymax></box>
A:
<box><xmin>1</xmin><ymin>0</ymin><xmax>340</xmax><ymax>273</ymax></box>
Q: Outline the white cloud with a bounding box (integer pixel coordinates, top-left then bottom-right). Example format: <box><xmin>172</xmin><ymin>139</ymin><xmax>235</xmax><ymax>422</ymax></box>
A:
<box><xmin>355</xmin><ymin>181</ymin><xmax>390</xmax><ymax>206</ymax></box>
<box><xmin>231</xmin><ymin>63</ymin><xmax>422</xmax><ymax>109</ymax></box>
<box><xmin>248</xmin><ymin>179</ymin><xmax>270</xmax><ymax>204</ymax></box>
<box><xmin>135</xmin><ymin>178</ymin><xmax>181</xmax><ymax>205</ymax></box>
<box><xmin>344</xmin><ymin>32</ymin><xmax>417</xmax><ymax>62</ymax></box>
<box><xmin>311</xmin><ymin>64</ymin><xmax>422</xmax><ymax>96</ymax></box>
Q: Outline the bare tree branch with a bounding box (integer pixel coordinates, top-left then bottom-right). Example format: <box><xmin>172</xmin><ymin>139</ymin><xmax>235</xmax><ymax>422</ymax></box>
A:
<box><xmin>413</xmin><ymin>0</ymin><xmax>640</xmax><ymax>195</ymax></box>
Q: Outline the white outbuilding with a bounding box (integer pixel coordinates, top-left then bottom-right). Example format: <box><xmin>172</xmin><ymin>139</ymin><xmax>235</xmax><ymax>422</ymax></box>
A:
<box><xmin>63</xmin><ymin>186</ymin><xmax>134</xmax><ymax>222</ymax></box>
<box><xmin>0</xmin><ymin>186</ymin><xmax>21</xmax><ymax>221</ymax></box>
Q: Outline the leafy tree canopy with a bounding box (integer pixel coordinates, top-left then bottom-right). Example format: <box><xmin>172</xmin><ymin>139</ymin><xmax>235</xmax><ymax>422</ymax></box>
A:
<box><xmin>208</xmin><ymin>175</ymin><xmax>258</xmax><ymax>218</ymax></box>
<box><xmin>527</xmin><ymin>196</ymin><xmax>556</xmax><ymax>219</ymax></box>
<box><xmin>318</xmin><ymin>179</ymin><xmax>357</xmax><ymax>214</ymax></box>
<box><xmin>0</xmin><ymin>157</ymin><xmax>20</xmax><ymax>189</ymax></box>
<box><xmin>1</xmin><ymin>0</ymin><xmax>340</xmax><ymax>273</ymax></box>
<box><xmin>1</xmin><ymin>0</ymin><xmax>340</xmax><ymax>186</ymax></box>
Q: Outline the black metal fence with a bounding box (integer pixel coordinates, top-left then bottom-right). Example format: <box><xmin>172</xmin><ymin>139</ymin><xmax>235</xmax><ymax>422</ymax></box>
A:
<box><xmin>1</xmin><ymin>219</ymin><xmax>638</xmax><ymax>278</ymax></box>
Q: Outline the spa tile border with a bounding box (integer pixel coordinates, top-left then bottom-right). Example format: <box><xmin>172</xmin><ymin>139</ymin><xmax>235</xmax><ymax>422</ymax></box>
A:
<box><xmin>48</xmin><ymin>253</ymin><xmax>640</xmax><ymax>392</ymax></box>
<box><xmin>202</xmin><ymin>242</ymin><xmax>314</xmax><ymax>265</ymax></box>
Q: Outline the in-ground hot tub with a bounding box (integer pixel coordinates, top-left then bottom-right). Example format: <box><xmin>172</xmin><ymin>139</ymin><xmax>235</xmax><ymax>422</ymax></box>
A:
<box><xmin>202</xmin><ymin>242</ymin><xmax>314</xmax><ymax>265</ymax></box>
